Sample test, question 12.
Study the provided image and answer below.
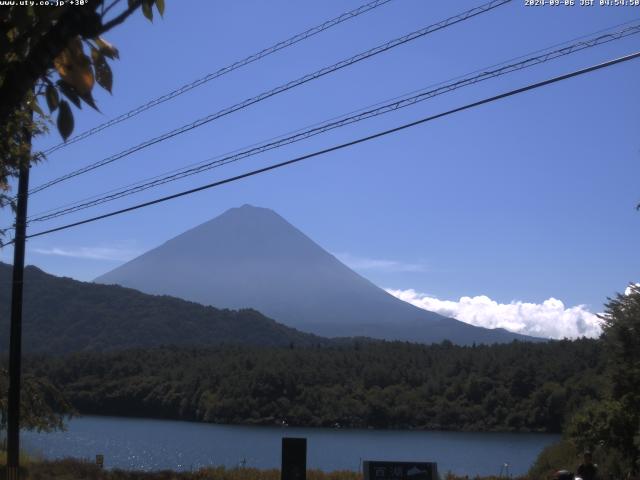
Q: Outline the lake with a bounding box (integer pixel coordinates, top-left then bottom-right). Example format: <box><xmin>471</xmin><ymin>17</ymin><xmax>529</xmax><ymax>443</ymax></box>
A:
<box><xmin>22</xmin><ymin>415</ymin><xmax>559</xmax><ymax>477</ymax></box>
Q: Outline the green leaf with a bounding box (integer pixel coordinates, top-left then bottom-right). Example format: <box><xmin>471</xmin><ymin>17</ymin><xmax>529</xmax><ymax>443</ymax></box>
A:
<box><xmin>54</xmin><ymin>37</ymin><xmax>94</xmax><ymax>95</ymax></box>
<box><xmin>45</xmin><ymin>84</ymin><xmax>59</xmax><ymax>112</ymax></box>
<box><xmin>95</xmin><ymin>37</ymin><xmax>119</xmax><ymax>59</ymax></box>
<box><xmin>142</xmin><ymin>0</ymin><xmax>153</xmax><ymax>21</ymax></box>
<box><xmin>155</xmin><ymin>0</ymin><xmax>165</xmax><ymax>17</ymax></box>
<box><xmin>32</xmin><ymin>100</ymin><xmax>45</xmax><ymax>117</ymax></box>
<box><xmin>90</xmin><ymin>46</ymin><xmax>99</xmax><ymax>63</ymax></box>
<box><xmin>57</xmin><ymin>80</ymin><xmax>81</xmax><ymax>108</ymax></box>
<box><xmin>92</xmin><ymin>50</ymin><xmax>113</xmax><ymax>93</ymax></box>
<box><xmin>57</xmin><ymin>100</ymin><xmax>74</xmax><ymax>141</ymax></box>
<box><xmin>79</xmin><ymin>90</ymin><xmax>99</xmax><ymax>111</ymax></box>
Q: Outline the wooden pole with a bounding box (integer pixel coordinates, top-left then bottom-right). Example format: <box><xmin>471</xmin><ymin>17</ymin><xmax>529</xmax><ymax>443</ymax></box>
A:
<box><xmin>6</xmin><ymin>120</ymin><xmax>31</xmax><ymax>480</ymax></box>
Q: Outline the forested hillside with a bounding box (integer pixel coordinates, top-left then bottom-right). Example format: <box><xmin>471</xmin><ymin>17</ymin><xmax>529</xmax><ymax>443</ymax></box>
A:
<box><xmin>0</xmin><ymin>263</ymin><xmax>327</xmax><ymax>353</ymax></box>
<box><xmin>26</xmin><ymin>339</ymin><xmax>605</xmax><ymax>433</ymax></box>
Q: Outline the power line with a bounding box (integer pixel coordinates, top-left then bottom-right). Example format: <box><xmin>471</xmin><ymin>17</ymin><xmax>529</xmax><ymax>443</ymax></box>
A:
<box><xmin>27</xmin><ymin>0</ymin><xmax>511</xmax><ymax>197</ymax></box>
<box><xmin>23</xmin><ymin>18</ymin><xmax>640</xmax><ymax>224</ymax></box>
<box><xmin>42</xmin><ymin>0</ymin><xmax>396</xmax><ymax>156</ymax></box>
<box><xmin>25</xmin><ymin>22</ymin><xmax>640</xmax><ymax>224</ymax></box>
<box><xmin>18</xmin><ymin>50</ymin><xmax>640</xmax><ymax>242</ymax></box>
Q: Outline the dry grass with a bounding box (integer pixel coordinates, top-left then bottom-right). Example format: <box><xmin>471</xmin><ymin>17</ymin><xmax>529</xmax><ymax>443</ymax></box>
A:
<box><xmin>0</xmin><ymin>459</ymin><xmax>534</xmax><ymax>479</ymax></box>
<box><xmin>0</xmin><ymin>460</ymin><xmax>362</xmax><ymax>480</ymax></box>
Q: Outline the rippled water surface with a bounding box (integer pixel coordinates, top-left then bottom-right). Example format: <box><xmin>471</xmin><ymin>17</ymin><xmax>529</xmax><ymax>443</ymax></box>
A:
<box><xmin>22</xmin><ymin>415</ymin><xmax>559</xmax><ymax>477</ymax></box>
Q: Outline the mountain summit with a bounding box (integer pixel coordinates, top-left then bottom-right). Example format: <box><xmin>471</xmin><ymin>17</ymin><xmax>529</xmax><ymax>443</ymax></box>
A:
<box><xmin>96</xmin><ymin>205</ymin><xmax>534</xmax><ymax>344</ymax></box>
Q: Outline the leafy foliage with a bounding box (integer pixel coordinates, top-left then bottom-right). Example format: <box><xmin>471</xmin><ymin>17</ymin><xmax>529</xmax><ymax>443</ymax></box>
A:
<box><xmin>527</xmin><ymin>439</ymin><xmax>579</xmax><ymax>479</ymax></box>
<box><xmin>0</xmin><ymin>97</ymin><xmax>47</xmax><ymax>216</ymax></box>
<box><xmin>24</xmin><ymin>339</ymin><xmax>605</xmax><ymax>433</ymax></box>
<box><xmin>0</xmin><ymin>0</ymin><xmax>164</xmax><ymax>223</ymax></box>
<box><xmin>600</xmin><ymin>285</ymin><xmax>640</xmax><ymax>410</ymax></box>
<box><xmin>562</xmin><ymin>284</ymin><xmax>640</xmax><ymax>476</ymax></box>
<box><xmin>0</xmin><ymin>367</ymin><xmax>72</xmax><ymax>434</ymax></box>
<box><xmin>0</xmin><ymin>0</ymin><xmax>164</xmax><ymax>136</ymax></box>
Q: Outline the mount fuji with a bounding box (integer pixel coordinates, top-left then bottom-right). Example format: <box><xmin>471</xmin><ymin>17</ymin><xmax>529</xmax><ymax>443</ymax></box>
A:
<box><xmin>96</xmin><ymin>205</ymin><xmax>536</xmax><ymax>344</ymax></box>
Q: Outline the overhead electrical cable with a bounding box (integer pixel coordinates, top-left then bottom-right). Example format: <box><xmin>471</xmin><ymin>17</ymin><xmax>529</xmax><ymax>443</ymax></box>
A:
<box><xmin>11</xmin><ymin>50</ymin><xmax>637</xmax><ymax>243</ymax></box>
<box><xmin>27</xmin><ymin>0</ymin><xmax>511</xmax><ymax>197</ymax></box>
<box><xmin>42</xmin><ymin>0</ymin><xmax>396</xmax><ymax>155</ymax></box>
<box><xmin>25</xmin><ymin>22</ymin><xmax>640</xmax><ymax>225</ymax></box>
<box><xmin>23</xmin><ymin>18</ymin><xmax>640</xmax><ymax>225</ymax></box>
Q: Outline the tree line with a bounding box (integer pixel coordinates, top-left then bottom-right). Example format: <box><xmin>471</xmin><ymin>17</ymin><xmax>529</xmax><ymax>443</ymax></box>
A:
<box><xmin>21</xmin><ymin>338</ymin><xmax>604</xmax><ymax>433</ymax></box>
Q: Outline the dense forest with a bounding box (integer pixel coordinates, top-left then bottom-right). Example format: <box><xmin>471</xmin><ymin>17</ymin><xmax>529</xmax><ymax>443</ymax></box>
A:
<box><xmin>24</xmin><ymin>339</ymin><xmax>605</xmax><ymax>433</ymax></box>
<box><xmin>0</xmin><ymin>263</ymin><xmax>327</xmax><ymax>353</ymax></box>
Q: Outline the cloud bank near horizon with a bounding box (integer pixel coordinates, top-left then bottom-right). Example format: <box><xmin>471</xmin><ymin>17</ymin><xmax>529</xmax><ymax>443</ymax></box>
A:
<box><xmin>386</xmin><ymin>288</ymin><xmax>602</xmax><ymax>339</ymax></box>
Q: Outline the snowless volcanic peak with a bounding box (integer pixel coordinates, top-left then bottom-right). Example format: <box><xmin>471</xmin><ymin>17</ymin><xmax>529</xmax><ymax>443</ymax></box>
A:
<box><xmin>96</xmin><ymin>205</ymin><xmax>537</xmax><ymax>345</ymax></box>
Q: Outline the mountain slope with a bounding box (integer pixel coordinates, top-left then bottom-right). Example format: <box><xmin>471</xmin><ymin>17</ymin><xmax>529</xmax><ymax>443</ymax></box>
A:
<box><xmin>0</xmin><ymin>263</ymin><xmax>326</xmax><ymax>354</ymax></box>
<box><xmin>96</xmin><ymin>205</ymin><xmax>536</xmax><ymax>344</ymax></box>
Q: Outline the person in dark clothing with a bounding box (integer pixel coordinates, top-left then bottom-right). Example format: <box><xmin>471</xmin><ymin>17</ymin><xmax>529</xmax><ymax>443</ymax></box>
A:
<box><xmin>576</xmin><ymin>451</ymin><xmax>598</xmax><ymax>480</ymax></box>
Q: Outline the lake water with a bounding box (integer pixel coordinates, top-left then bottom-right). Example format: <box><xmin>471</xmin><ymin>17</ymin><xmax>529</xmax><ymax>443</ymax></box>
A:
<box><xmin>22</xmin><ymin>416</ymin><xmax>559</xmax><ymax>477</ymax></box>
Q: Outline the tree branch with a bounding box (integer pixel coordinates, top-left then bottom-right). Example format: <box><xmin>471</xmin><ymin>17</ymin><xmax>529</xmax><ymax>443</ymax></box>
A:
<box><xmin>102</xmin><ymin>0</ymin><xmax>124</xmax><ymax>18</ymax></box>
<box><xmin>98</xmin><ymin>0</ymin><xmax>142</xmax><ymax>34</ymax></box>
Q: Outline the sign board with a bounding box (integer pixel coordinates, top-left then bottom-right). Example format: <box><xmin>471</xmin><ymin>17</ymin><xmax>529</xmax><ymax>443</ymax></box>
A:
<box><xmin>281</xmin><ymin>437</ymin><xmax>306</xmax><ymax>480</ymax></box>
<box><xmin>363</xmin><ymin>461</ymin><xmax>437</xmax><ymax>480</ymax></box>
<box><xmin>96</xmin><ymin>454</ymin><xmax>104</xmax><ymax>469</ymax></box>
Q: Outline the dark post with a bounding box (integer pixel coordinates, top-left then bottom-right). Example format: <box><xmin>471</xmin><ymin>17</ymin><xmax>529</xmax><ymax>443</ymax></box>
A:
<box><xmin>6</xmin><ymin>130</ymin><xmax>31</xmax><ymax>480</ymax></box>
<box><xmin>281</xmin><ymin>437</ymin><xmax>306</xmax><ymax>480</ymax></box>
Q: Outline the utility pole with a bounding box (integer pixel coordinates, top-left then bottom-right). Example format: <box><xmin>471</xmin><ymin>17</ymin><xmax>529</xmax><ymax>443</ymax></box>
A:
<box><xmin>6</xmin><ymin>115</ymin><xmax>32</xmax><ymax>480</ymax></box>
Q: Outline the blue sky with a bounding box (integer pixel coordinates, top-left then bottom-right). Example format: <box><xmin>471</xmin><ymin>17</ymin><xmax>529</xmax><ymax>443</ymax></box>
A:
<box><xmin>2</xmin><ymin>0</ymin><xmax>639</xmax><ymax>336</ymax></box>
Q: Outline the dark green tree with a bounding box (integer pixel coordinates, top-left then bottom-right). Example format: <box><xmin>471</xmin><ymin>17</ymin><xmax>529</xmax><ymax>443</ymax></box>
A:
<box><xmin>0</xmin><ymin>368</ymin><xmax>73</xmax><ymax>436</ymax></box>
<box><xmin>601</xmin><ymin>284</ymin><xmax>640</xmax><ymax>410</ymax></box>
<box><xmin>566</xmin><ymin>284</ymin><xmax>640</xmax><ymax>475</ymax></box>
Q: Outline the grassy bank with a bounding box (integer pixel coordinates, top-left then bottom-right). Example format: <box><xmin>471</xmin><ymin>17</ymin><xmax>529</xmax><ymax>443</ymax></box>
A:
<box><xmin>0</xmin><ymin>459</ymin><xmax>531</xmax><ymax>480</ymax></box>
<box><xmin>0</xmin><ymin>460</ymin><xmax>357</xmax><ymax>480</ymax></box>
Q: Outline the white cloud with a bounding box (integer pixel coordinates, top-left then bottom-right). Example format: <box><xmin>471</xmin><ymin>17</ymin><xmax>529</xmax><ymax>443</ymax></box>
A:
<box><xmin>32</xmin><ymin>246</ymin><xmax>140</xmax><ymax>262</ymax></box>
<box><xmin>386</xmin><ymin>288</ymin><xmax>602</xmax><ymax>339</ymax></box>
<box><xmin>624</xmin><ymin>283</ymin><xmax>640</xmax><ymax>296</ymax></box>
<box><xmin>336</xmin><ymin>253</ymin><xmax>427</xmax><ymax>273</ymax></box>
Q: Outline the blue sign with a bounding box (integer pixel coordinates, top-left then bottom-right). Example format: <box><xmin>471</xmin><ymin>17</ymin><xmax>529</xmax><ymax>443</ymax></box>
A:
<box><xmin>363</xmin><ymin>461</ymin><xmax>438</xmax><ymax>480</ymax></box>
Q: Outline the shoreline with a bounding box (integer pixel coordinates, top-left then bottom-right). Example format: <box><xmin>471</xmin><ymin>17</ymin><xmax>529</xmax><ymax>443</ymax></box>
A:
<box><xmin>63</xmin><ymin>412</ymin><xmax>560</xmax><ymax>436</ymax></box>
